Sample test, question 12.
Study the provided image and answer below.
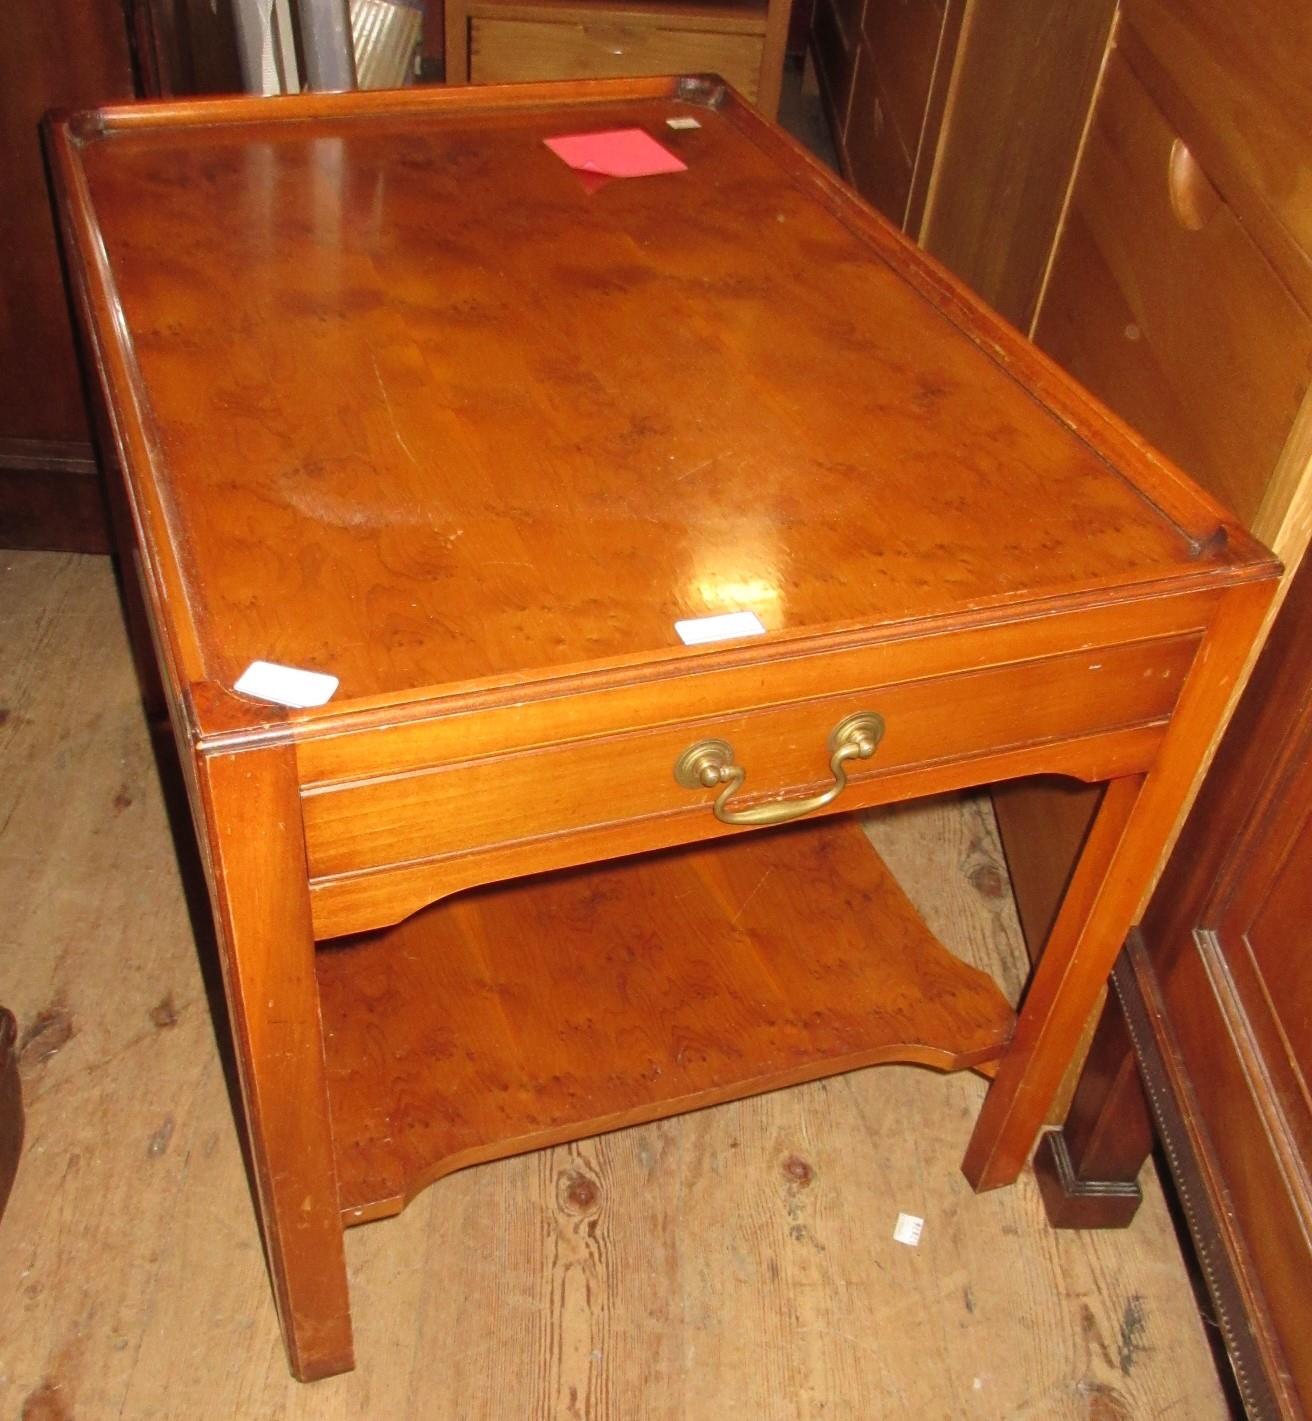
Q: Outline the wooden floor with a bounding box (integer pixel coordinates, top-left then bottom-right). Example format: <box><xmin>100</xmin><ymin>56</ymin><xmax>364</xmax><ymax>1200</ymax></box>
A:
<box><xmin>1</xmin><ymin>551</ymin><xmax>1234</xmax><ymax>1421</ymax></box>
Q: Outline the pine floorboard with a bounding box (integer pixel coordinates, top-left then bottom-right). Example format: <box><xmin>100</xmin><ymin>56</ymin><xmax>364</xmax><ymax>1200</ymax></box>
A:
<box><xmin>0</xmin><ymin>551</ymin><xmax>1231</xmax><ymax>1420</ymax></box>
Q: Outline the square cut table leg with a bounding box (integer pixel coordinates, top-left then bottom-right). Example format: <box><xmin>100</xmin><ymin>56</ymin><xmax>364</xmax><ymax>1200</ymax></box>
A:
<box><xmin>963</xmin><ymin>578</ymin><xmax>1274</xmax><ymax>1190</ymax></box>
<box><xmin>964</xmin><ymin>774</ymin><xmax>1144</xmax><ymax>1189</ymax></box>
<box><xmin>199</xmin><ymin>745</ymin><xmax>354</xmax><ymax>1381</ymax></box>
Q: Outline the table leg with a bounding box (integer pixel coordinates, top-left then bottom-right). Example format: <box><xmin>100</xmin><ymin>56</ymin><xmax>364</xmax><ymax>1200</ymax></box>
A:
<box><xmin>963</xmin><ymin>774</ymin><xmax>1144</xmax><ymax>1190</ymax></box>
<box><xmin>197</xmin><ymin>743</ymin><xmax>354</xmax><ymax>1381</ymax></box>
<box><xmin>963</xmin><ymin>578</ymin><xmax>1274</xmax><ymax>1192</ymax></box>
<box><xmin>1033</xmin><ymin>983</ymin><xmax>1153</xmax><ymax>1228</ymax></box>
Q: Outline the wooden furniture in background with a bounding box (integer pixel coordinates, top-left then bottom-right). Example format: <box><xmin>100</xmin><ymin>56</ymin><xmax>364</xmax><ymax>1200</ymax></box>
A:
<box><xmin>1048</xmin><ymin>503</ymin><xmax>1312</xmax><ymax>1419</ymax></box>
<box><xmin>1026</xmin><ymin>12</ymin><xmax>1312</xmax><ymax>1416</ymax></box>
<box><xmin>49</xmin><ymin>76</ymin><xmax>1275</xmax><ymax>1378</ymax></box>
<box><xmin>444</xmin><ymin>0</ymin><xmax>792</xmax><ymax>115</ymax></box>
<box><xmin>810</xmin><ymin>0</ymin><xmax>1118</xmax><ymax>331</ymax></box>
<box><xmin>811</xmin><ymin>0</ymin><xmax>959</xmax><ymax>233</ymax></box>
<box><xmin>0</xmin><ymin>0</ymin><xmax>248</xmax><ymax>555</ymax></box>
<box><xmin>0</xmin><ymin>1009</ymin><xmax>20</xmax><ymax>1226</ymax></box>
<box><xmin>0</xmin><ymin>0</ymin><xmax>136</xmax><ymax>552</ymax></box>
<box><xmin>129</xmin><ymin>0</ymin><xmax>244</xmax><ymax>97</ymax></box>
<box><xmin>816</xmin><ymin>1</ymin><xmax>1312</xmax><ymax>962</ymax></box>
<box><xmin>996</xmin><ymin>5</ymin><xmax>1312</xmax><ymax>968</ymax></box>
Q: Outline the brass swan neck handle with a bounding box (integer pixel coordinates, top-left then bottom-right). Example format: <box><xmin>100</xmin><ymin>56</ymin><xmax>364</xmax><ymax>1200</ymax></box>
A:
<box><xmin>673</xmin><ymin>711</ymin><xmax>885</xmax><ymax>828</ymax></box>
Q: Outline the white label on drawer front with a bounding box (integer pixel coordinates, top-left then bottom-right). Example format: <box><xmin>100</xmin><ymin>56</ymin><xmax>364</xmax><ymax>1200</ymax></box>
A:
<box><xmin>666</xmin><ymin>117</ymin><xmax>702</xmax><ymax>130</ymax></box>
<box><xmin>234</xmin><ymin>660</ymin><xmax>339</xmax><ymax>708</ymax></box>
<box><xmin>675</xmin><ymin>611</ymin><xmax>767</xmax><ymax>645</ymax></box>
<box><xmin>893</xmin><ymin>1212</ymin><xmax>924</xmax><ymax>1247</ymax></box>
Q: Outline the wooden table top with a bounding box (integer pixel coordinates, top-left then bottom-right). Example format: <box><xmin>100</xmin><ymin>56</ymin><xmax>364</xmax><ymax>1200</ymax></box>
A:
<box><xmin>50</xmin><ymin>77</ymin><xmax>1272</xmax><ymax>731</ymax></box>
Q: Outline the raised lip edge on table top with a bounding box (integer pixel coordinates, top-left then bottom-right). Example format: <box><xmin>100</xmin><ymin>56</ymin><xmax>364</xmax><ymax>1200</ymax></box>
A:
<box><xmin>181</xmin><ymin>576</ymin><xmax>1263</xmax><ymax>753</ymax></box>
<box><xmin>44</xmin><ymin>76</ymin><xmax>1280</xmax><ymax>750</ymax></box>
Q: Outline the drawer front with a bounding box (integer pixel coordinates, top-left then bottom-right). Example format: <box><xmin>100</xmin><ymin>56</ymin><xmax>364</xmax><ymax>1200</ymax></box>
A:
<box><xmin>1119</xmin><ymin>1</ymin><xmax>1312</xmax><ymax>315</ymax></box>
<box><xmin>469</xmin><ymin>15</ymin><xmax>764</xmax><ymax>99</ymax></box>
<box><xmin>303</xmin><ymin>631</ymin><xmax>1199</xmax><ymax>935</ymax></box>
<box><xmin>844</xmin><ymin>39</ymin><xmax>912</xmax><ymax>226</ymax></box>
<box><xmin>1034</xmin><ymin>52</ymin><xmax>1312</xmax><ymax>531</ymax></box>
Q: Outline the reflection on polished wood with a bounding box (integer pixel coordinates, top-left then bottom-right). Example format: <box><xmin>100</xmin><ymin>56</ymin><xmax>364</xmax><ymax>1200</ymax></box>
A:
<box><xmin>60</xmin><ymin>82</ymin><xmax>1253</xmax><ymax>710</ymax></box>
<box><xmin>47</xmin><ymin>77</ymin><xmax>1278</xmax><ymax>1377</ymax></box>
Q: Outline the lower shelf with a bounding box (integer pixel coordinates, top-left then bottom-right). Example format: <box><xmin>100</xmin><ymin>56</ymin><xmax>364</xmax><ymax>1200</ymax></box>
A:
<box><xmin>317</xmin><ymin>816</ymin><xmax>1015</xmax><ymax>1222</ymax></box>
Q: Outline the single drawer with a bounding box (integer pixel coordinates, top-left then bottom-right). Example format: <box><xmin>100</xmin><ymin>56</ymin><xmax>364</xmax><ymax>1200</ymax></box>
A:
<box><xmin>469</xmin><ymin>14</ymin><xmax>764</xmax><ymax>99</ymax></box>
<box><xmin>1034</xmin><ymin>52</ymin><xmax>1312</xmax><ymax>530</ymax></box>
<box><xmin>303</xmin><ymin>631</ymin><xmax>1200</xmax><ymax>936</ymax></box>
<box><xmin>1119</xmin><ymin>0</ymin><xmax>1312</xmax><ymax>311</ymax></box>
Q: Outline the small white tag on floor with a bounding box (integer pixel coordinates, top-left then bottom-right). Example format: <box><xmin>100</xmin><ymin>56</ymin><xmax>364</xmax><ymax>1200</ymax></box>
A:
<box><xmin>666</xmin><ymin>117</ymin><xmax>702</xmax><ymax>130</ymax></box>
<box><xmin>893</xmin><ymin>1212</ymin><xmax>924</xmax><ymax>1247</ymax></box>
<box><xmin>234</xmin><ymin>660</ymin><xmax>339</xmax><ymax>708</ymax></box>
<box><xmin>674</xmin><ymin>610</ymin><xmax>766</xmax><ymax>645</ymax></box>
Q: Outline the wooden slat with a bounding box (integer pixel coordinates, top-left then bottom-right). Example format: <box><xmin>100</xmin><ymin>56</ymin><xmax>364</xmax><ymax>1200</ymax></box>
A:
<box><xmin>918</xmin><ymin>0</ymin><xmax>1117</xmax><ymax>330</ymax></box>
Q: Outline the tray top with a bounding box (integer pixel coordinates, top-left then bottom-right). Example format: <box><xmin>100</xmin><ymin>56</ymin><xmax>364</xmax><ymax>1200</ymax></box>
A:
<box><xmin>53</xmin><ymin>79</ymin><xmax>1271</xmax><ymax>725</ymax></box>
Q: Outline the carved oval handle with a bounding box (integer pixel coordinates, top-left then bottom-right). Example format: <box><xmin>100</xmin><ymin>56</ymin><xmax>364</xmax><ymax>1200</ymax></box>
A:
<box><xmin>673</xmin><ymin>711</ymin><xmax>885</xmax><ymax>827</ymax></box>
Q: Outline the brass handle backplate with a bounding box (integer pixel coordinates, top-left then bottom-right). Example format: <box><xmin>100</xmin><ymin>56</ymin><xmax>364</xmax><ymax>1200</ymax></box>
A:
<box><xmin>673</xmin><ymin>711</ymin><xmax>885</xmax><ymax>828</ymax></box>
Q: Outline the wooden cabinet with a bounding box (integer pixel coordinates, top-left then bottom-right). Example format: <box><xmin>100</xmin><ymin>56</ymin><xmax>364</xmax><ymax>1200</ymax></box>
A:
<box><xmin>813</xmin><ymin>0</ymin><xmax>1115</xmax><ymax>330</ymax></box>
<box><xmin>446</xmin><ymin>0</ymin><xmax>792</xmax><ymax>116</ymax></box>
<box><xmin>1034</xmin><ymin>50</ymin><xmax>1312</xmax><ymax>545</ymax></box>
<box><xmin>464</xmin><ymin>9</ymin><xmax>769</xmax><ymax>100</ymax></box>
<box><xmin>1051</xmin><ymin>521</ymin><xmax>1312</xmax><ymax>1418</ymax></box>
<box><xmin>0</xmin><ymin>0</ymin><xmax>243</xmax><ymax>554</ymax></box>
<box><xmin>995</xmin><ymin>21</ymin><xmax>1312</xmax><ymax>960</ymax></box>
<box><xmin>812</xmin><ymin>0</ymin><xmax>957</xmax><ymax>234</ymax></box>
<box><xmin>0</xmin><ymin>0</ymin><xmax>136</xmax><ymax>551</ymax></box>
<box><xmin>995</xmin><ymin>13</ymin><xmax>1312</xmax><ymax>959</ymax></box>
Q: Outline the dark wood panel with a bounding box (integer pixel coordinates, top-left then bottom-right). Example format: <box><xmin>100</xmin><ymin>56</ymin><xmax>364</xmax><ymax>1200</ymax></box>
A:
<box><xmin>859</xmin><ymin>0</ymin><xmax>942</xmax><ymax>162</ymax></box>
<box><xmin>0</xmin><ymin>0</ymin><xmax>135</xmax><ymax>448</ymax></box>
<box><xmin>1052</xmin><ymin>525</ymin><xmax>1312</xmax><ymax>1417</ymax></box>
<box><xmin>1239</xmin><ymin>821</ymin><xmax>1312</xmax><ymax>1071</ymax></box>
<box><xmin>0</xmin><ymin>1008</ymin><xmax>19</xmax><ymax>1226</ymax></box>
<box><xmin>1151</xmin><ymin>603</ymin><xmax>1312</xmax><ymax>1412</ymax></box>
<box><xmin>812</xmin><ymin>0</ymin><xmax>859</xmax><ymax>122</ymax></box>
<box><xmin>1112</xmin><ymin>939</ymin><xmax>1289</xmax><ymax>1421</ymax></box>
<box><xmin>0</xmin><ymin>439</ymin><xmax>109</xmax><ymax>553</ymax></box>
<box><xmin>844</xmin><ymin>40</ymin><xmax>912</xmax><ymax>225</ymax></box>
<box><xmin>129</xmin><ymin>0</ymin><xmax>244</xmax><ymax>96</ymax></box>
<box><xmin>992</xmin><ymin>776</ymin><xmax>1099</xmax><ymax>957</ymax></box>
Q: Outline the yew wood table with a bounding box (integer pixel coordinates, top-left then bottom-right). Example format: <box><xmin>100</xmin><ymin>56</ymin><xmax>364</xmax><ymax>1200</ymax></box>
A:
<box><xmin>48</xmin><ymin>76</ymin><xmax>1277</xmax><ymax>1380</ymax></box>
